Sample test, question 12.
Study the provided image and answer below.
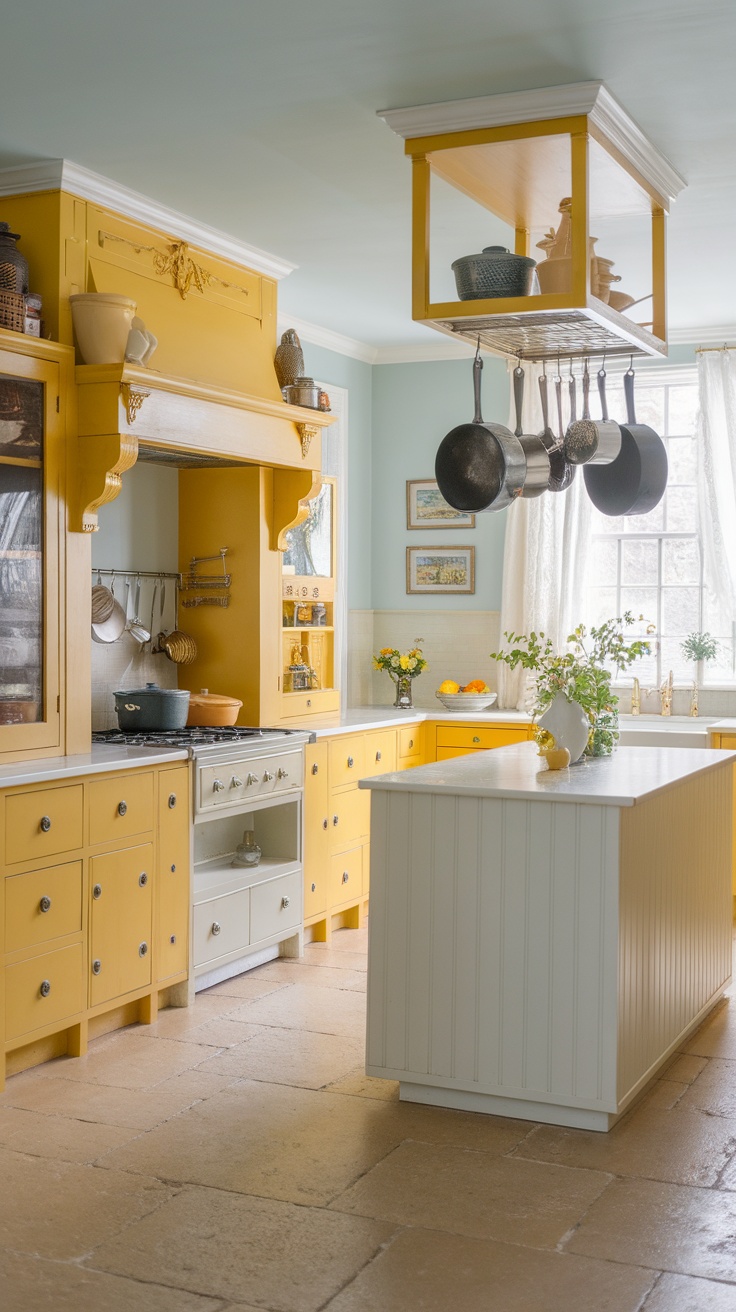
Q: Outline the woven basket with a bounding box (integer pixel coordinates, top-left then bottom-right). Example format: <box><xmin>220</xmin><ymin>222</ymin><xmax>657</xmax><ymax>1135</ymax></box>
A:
<box><xmin>0</xmin><ymin>290</ymin><xmax>24</xmax><ymax>333</ymax></box>
<box><xmin>451</xmin><ymin>246</ymin><xmax>536</xmax><ymax>300</ymax></box>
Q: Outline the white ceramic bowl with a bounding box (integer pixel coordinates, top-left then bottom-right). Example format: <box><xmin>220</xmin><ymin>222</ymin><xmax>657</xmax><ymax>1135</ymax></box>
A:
<box><xmin>435</xmin><ymin>692</ymin><xmax>498</xmax><ymax>712</ymax></box>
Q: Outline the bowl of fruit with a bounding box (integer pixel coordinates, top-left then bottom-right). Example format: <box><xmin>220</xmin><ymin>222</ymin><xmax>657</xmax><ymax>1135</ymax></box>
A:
<box><xmin>435</xmin><ymin>679</ymin><xmax>497</xmax><ymax>712</ymax></box>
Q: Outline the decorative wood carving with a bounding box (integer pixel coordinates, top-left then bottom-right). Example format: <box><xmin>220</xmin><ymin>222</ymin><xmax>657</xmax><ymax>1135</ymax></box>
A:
<box><xmin>272</xmin><ymin>468</ymin><xmax>322</xmax><ymax>551</ymax></box>
<box><xmin>121</xmin><ymin>383</ymin><xmax>150</xmax><ymax>425</ymax></box>
<box><xmin>75</xmin><ymin>431</ymin><xmax>138</xmax><ymax>533</ymax></box>
<box><xmin>98</xmin><ymin>231</ymin><xmax>251</xmax><ymax>301</ymax></box>
<box><xmin>296</xmin><ymin>422</ymin><xmax>320</xmax><ymax>459</ymax></box>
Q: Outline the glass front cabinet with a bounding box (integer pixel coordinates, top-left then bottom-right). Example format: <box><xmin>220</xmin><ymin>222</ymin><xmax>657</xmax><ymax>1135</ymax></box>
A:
<box><xmin>280</xmin><ymin>476</ymin><xmax>339</xmax><ymax>718</ymax></box>
<box><xmin>0</xmin><ymin>341</ymin><xmax>65</xmax><ymax>757</ymax></box>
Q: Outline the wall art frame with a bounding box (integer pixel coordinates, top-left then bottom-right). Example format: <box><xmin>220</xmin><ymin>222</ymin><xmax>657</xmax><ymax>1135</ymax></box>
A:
<box><xmin>406</xmin><ymin>479</ymin><xmax>476</xmax><ymax>530</ymax></box>
<box><xmin>406</xmin><ymin>545</ymin><xmax>475</xmax><ymax>595</ymax></box>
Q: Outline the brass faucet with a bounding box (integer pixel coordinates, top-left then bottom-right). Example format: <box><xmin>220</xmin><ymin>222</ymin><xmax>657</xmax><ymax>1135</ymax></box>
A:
<box><xmin>660</xmin><ymin>670</ymin><xmax>673</xmax><ymax>717</ymax></box>
<box><xmin>690</xmin><ymin>680</ymin><xmax>699</xmax><ymax>718</ymax></box>
<box><xmin>631</xmin><ymin>677</ymin><xmax>641</xmax><ymax>716</ymax></box>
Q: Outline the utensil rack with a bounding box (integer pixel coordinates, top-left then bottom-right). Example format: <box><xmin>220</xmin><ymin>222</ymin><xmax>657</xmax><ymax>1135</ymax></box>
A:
<box><xmin>92</xmin><ymin>568</ymin><xmax>183</xmax><ymax>584</ymax></box>
<box><xmin>180</xmin><ymin>548</ymin><xmax>231</xmax><ymax>590</ymax></box>
<box><xmin>180</xmin><ymin>596</ymin><xmax>230</xmax><ymax>608</ymax></box>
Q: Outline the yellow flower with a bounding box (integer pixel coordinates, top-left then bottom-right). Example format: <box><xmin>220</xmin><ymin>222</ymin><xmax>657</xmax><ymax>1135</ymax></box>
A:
<box><xmin>372</xmin><ymin>658</ymin><xmax>381</xmax><ymax>670</ymax></box>
<box><xmin>380</xmin><ymin>647</ymin><xmax>393</xmax><ymax>656</ymax></box>
<box><xmin>399</xmin><ymin>655</ymin><xmax>411</xmax><ymax>670</ymax></box>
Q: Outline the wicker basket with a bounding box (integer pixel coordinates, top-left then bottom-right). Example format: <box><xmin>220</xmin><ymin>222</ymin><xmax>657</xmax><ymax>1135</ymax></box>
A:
<box><xmin>451</xmin><ymin>246</ymin><xmax>536</xmax><ymax>300</ymax></box>
<box><xmin>0</xmin><ymin>290</ymin><xmax>25</xmax><ymax>334</ymax></box>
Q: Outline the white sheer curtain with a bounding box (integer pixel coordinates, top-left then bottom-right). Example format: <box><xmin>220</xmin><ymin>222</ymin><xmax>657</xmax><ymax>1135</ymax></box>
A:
<box><xmin>697</xmin><ymin>349</ymin><xmax>736</xmax><ymax>624</ymax></box>
<box><xmin>496</xmin><ymin>362</ymin><xmax>593</xmax><ymax>709</ymax></box>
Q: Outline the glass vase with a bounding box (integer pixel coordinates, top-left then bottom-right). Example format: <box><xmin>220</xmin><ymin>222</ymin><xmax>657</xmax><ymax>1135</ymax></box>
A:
<box><xmin>585</xmin><ymin>708</ymin><xmax>620</xmax><ymax>757</ymax></box>
<box><xmin>392</xmin><ymin>674</ymin><xmax>413</xmax><ymax>709</ymax></box>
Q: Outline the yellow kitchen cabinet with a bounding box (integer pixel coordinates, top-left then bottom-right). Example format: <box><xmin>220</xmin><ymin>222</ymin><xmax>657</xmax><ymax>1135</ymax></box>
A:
<box><xmin>304</xmin><ymin>742</ymin><xmax>329</xmax><ymax>923</ymax></box>
<box><xmin>88</xmin><ymin>772</ymin><xmax>154</xmax><ymax>847</ymax></box>
<box><xmin>432</xmin><ymin>720</ymin><xmax>532</xmax><ymax>761</ymax></box>
<box><xmin>328</xmin><ymin>733</ymin><xmax>366</xmax><ymax>789</ymax></box>
<box><xmin>89</xmin><ymin>842</ymin><xmax>154</xmax><ymax>1008</ymax></box>
<box><xmin>5</xmin><ymin>860</ymin><xmax>83</xmax><ymax>954</ymax></box>
<box><xmin>5</xmin><ymin>943</ymin><xmax>84</xmax><ymax>1043</ymax></box>
<box><xmin>364</xmin><ymin>729</ymin><xmax>397</xmax><ymax>776</ymax></box>
<box><xmin>6</xmin><ymin>784</ymin><xmax>84</xmax><ymax>866</ymax></box>
<box><xmin>156</xmin><ymin>766</ymin><xmax>191</xmax><ymax>982</ymax></box>
<box><xmin>398</xmin><ymin>724</ymin><xmax>424</xmax><ymax>768</ymax></box>
<box><xmin>710</xmin><ymin>732</ymin><xmax>736</xmax><ymax>896</ymax></box>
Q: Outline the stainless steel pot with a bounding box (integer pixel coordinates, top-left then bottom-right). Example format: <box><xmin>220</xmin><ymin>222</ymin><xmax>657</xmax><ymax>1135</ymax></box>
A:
<box><xmin>538</xmin><ymin>374</ymin><xmax>575</xmax><ymax>492</ymax></box>
<box><xmin>435</xmin><ymin>352</ymin><xmax>525</xmax><ymax>513</ymax></box>
<box><xmin>283</xmin><ymin>377</ymin><xmax>320</xmax><ymax>408</ymax></box>
<box><xmin>564</xmin><ymin>365</ymin><xmax>622</xmax><ymax>466</ymax></box>
<box><xmin>114</xmin><ymin>682</ymin><xmax>190</xmax><ymax>731</ymax></box>
<box><xmin>513</xmin><ymin>366</ymin><xmax>549</xmax><ymax>499</ymax></box>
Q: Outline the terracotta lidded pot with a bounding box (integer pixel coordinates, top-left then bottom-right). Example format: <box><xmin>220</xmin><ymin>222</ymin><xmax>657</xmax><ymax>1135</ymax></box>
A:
<box><xmin>69</xmin><ymin>293</ymin><xmax>137</xmax><ymax>364</ymax></box>
<box><xmin>186</xmin><ymin>688</ymin><xmax>243</xmax><ymax>727</ymax></box>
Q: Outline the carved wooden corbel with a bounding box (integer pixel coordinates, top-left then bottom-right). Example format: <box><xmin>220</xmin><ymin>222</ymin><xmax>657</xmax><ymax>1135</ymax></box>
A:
<box><xmin>74</xmin><ymin>431</ymin><xmax>139</xmax><ymax>533</ymax></box>
<box><xmin>296</xmin><ymin>422</ymin><xmax>320</xmax><ymax>460</ymax></box>
<box><xmin>121</xmin><ymin>383</ymin><xmax>150</xmax><ymax>426</ymax></box>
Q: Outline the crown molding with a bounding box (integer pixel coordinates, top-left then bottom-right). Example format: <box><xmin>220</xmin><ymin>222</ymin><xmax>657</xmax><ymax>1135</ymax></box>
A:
<box><xmin>277</xmin><ymin>313</ymin><xmax>378</xmax><ymax>364</ymax></box>
<box><xmin>378</xmin><ymin>82</ymin><xmax>686</xmax><ymax>209</ymax></box>
<box><xmin>0</xmin><ymin>159</ymin><xmax>296</xmax><ymax>281</ymax></box>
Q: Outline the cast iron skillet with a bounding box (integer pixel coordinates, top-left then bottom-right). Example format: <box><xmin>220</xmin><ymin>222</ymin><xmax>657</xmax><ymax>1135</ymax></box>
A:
<box><xmin>584</xmin><ymin>368</ymin><xmax>668</xmax><ymax>516</ymax></box>
<box><xmin>435</xmin><ymin>351</ymin><xmax>526</xmax><ymax>513</ymax></box>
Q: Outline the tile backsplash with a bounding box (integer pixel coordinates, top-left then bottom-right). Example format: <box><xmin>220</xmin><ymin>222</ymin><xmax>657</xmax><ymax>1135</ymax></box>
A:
<box><xmin>91</xmin><ymin>577</ymin><xmax>179</xmax><ymax>730</ymax></box>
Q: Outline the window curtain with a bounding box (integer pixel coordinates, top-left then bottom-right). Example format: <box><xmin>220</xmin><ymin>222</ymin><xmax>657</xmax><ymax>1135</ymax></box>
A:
<box><xmin>696</xmin><ymin>349</ymin><xmax>736</xmax><ymax>625</ymax></box>
<box><xmin>496</xmin><ymin>362</ymin><xmax>593</xmax><ymax>709</ymax></box>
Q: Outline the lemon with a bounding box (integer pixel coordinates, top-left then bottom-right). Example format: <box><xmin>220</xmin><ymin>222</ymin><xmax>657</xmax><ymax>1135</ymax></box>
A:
<box><xmin>438</xmin><ymin>679</ymin><xmax>460</xmax><ymax>694</ymax></box>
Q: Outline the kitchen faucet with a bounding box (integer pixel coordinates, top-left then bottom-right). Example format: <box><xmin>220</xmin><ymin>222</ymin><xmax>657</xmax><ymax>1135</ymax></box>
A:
<box><xmin>631</xmin><ymin>677</ymin><xmax>641</xmax><ymax>716</ymax></box>
<box><xmin>641</xmin><ymin>671</ymin><xmax>674</xmax><ymax>716</ymax></box>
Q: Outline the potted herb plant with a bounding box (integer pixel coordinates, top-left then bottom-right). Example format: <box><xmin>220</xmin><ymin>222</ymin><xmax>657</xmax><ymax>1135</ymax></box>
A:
<box><xmin>491</xmin><ymin>613</ymin><xmax>651</xmax><ymax>758</ymax></box>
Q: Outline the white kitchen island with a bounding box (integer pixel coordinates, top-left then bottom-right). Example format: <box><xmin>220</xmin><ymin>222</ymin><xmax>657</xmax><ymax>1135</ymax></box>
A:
<box><xmin>360</xmin><ymin>742</ymin><xmax>736</xmax><ymax>1131</ymax></box>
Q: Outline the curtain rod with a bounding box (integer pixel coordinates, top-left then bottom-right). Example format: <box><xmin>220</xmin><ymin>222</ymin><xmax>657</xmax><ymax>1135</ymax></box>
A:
<box><xmin>92</xmin><ymin>568</ymin><xmax>183</xmax><ymax>583</ymax></box>
<box><xmin>695</xmin><ymin>344</ymin><xmax>736</xmax><ymax>354</ymax></box>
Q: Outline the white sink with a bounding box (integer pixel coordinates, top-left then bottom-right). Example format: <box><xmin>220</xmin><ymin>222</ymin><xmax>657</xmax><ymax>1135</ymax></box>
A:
<box><xmin>618</xmin><ymin>714</ymin><xmax>718</xmax><ymax>749</ymax></box>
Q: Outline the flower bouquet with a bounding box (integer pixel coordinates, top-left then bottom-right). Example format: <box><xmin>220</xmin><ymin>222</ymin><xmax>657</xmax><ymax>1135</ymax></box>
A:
<box><xmin>373</xmin><ymin>643</ymin><xmax>428</xmax><ymax>709</ymax></box>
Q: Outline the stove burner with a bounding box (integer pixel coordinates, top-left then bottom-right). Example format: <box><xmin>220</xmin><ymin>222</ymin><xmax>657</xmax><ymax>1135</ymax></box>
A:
<box><xmin>92</xmin><ymin>726</ymin><xmax>275</xmax><ymax>748</ymax></box>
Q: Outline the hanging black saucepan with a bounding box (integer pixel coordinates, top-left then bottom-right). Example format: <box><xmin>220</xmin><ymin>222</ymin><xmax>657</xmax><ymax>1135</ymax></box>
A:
<box><xmin>513</xmin><ymin>366</ymin><xmax>550</xmax><ymax>499</ymax></box>
<box><xmin>435</xmin><ymin>349</ymin><xmax>526</xmax><ymax>512</ymax></box>
<box><xmin>538</xmin><ymin>372</ymin><xmax>576</xmax><ymax>492</ymax></box>
<box><xmin>584</xmin><ymin>367</ymin><xmax>668</xmax><ymax>516</ymax></box>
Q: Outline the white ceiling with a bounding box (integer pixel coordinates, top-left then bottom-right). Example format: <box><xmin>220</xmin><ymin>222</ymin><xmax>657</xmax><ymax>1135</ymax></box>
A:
<box><xmin>0</xmin><ymin>0</ymin><xmax>733</xmax><ymax>350</ymax></box>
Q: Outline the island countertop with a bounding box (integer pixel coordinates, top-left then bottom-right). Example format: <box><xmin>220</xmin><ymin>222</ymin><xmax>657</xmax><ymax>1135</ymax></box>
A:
<box><xmin>360</xmin><ymin>740</ymin><xmax>736</xmax><ymax>807</ymax></box>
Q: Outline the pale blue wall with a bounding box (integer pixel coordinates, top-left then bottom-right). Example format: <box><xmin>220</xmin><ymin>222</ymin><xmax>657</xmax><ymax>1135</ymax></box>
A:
<box><xmin>370</xmin><ymin>356</ymin><xmax>510</xmax><ymax>610</ymax></box>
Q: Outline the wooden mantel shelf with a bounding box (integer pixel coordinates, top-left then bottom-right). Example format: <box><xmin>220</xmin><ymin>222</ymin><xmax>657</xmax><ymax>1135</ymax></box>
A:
<box><xmin>73</xmin><ymin>363</ymin><xmax>335</xmax><ymax>533</ymax></box>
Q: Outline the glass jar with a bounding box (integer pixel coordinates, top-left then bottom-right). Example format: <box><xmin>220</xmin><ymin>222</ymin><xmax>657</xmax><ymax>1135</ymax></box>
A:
<box><xmin>232</xmin><ymin>829</ymin><xmax>262</xmax><ymax>868</ymax></box>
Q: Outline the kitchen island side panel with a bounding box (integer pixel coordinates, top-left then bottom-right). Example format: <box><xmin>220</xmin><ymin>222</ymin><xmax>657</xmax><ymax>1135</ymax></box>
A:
<box><xmin>617</xmin><ymin>765</ymin><xmax>733</xmax><ymax>1106</ymax></box>
<box><xmin>366</xmin><ymin>789</ymin><xmax>621</xmax><ymax>1111</ymax></box>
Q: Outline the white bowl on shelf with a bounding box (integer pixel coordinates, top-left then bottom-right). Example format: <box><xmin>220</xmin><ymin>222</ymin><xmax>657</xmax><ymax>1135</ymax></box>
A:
<box><xmin>435</xmin><ymin>692</ymin><xmax>498</xmax><ymax>712</ymax></box>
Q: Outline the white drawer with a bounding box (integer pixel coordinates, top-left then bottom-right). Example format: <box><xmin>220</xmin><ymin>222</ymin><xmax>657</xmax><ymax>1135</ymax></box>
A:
<box><xmin>250</xmin><ymin>871</ymin><xmax>302</xmax><ymax>944</ymax></box>
<box><xmin>193</xmin><ymin>887</ymin><xmax>250</xmax><ymax>967</ymax></box>
<box><xmin>198</xmin><ymin>749</ymin><xmax>303</xmax><ymax>813</ymax></box>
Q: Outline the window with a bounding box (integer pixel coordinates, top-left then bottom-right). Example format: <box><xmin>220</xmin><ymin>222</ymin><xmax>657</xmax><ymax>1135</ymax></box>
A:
<box><xmin>584</xmin><ymin>369</ymin><xmax>730</xmax><ymax>686</ymax></box>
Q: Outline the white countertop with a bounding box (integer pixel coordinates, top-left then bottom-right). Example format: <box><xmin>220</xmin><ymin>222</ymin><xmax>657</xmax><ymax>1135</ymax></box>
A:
<box><xmin>0</xmin><ymin>744</ymin><xmax>189</xmax><ymax>790</ymax></box>
<box><xmin>295</xmin><ymin>705</ymin><xmax>531</xmax><ymax>738</ymax></box>
<box><xmin>360</xmin><ymin>740</ymin><xmax>736</xmax><ymax>807</ymax></box>
<box><xmin>711</xmin><ymin>719</ymin><xmax>736</xmax><ymax>733</ymax></box>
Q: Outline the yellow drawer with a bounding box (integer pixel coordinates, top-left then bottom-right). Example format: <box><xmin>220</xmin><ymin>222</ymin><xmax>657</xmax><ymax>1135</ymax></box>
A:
<box><xmin>329</xmin><ymin>786</ymin><xmax>370</xmax><ymax>853</ymax></box>
<box><xmin>88</xmin><ymin>772</ymin><xmax>154</xmax><ymax>846</ymax></box>
<box><xmin>398</xmin><ymin>725</ymin><xmax>423</xmax><ymax>763</ymax></box>
<box><xmin>329</xmin><ymin>735</ymin><xmax>366</xmax><ymax>789</ymax></box>
<box><xmin>251</xmin><ymin>871</ymin><xmax>302</xmax><ymax>943</ymax></box>
<box><xmin>435</xmin><ymin>725</ymin><xmax>529</xmax><ymax>751</ymax></box>
<box><xmin>717</xmin><ymin>736</ymin><xmax>736</xmax><ymax>750</ymax></box>
<box><xmin>5</xmin><ymin>860</ymin><xmax>83</xmax><ymax>954</ymax></box>
<box><xmin>331</xmin><ymin>846</ymin><xmax>363</xmax><ymax>906</ymax></box>
<box><xmin>281</xmin><ymin>690</ymin><xmax>340</xmax><ymax>719</ymax></box>
<box><xmin>6</xmin><ymin>785</ymin><xmax>84</xmax><ymax>867</ymax></box>
<box><xmin>363</xmin><ymin>730</ymin><xmax>397</xmax><ymax>777</ymax></box>
<box><xmin>193</xmin><ymin>888</ymin><xmax>250</xmax><ymax>967</ymax></box>
<box><xmin>5</xmin><ymin>942</ymin><xmax>84</xmax><ymax>1041</ymax></box>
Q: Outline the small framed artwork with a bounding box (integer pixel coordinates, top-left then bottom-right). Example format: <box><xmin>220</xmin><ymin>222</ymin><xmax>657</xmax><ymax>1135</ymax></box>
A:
<box><xmin>406</xmin><ymin>546</ymin><xmax>475</xmax><ymax>595</ymax></box>
<box><xmin>406</xmin><ymin>479</ymin><xmax>475</xmax><ymax>530</ymax></box>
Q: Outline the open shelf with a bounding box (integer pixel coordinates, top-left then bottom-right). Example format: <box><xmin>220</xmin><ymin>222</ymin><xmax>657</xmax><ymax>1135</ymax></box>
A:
<box><xmin>194</xmin><ymin>854</ymin><xmax>300</xmax><ymax>902</ymax></box>
<box><xmin>427</xmin><ymin>297</ymin><xmax>663</xmax><ymax>361</ymax></box>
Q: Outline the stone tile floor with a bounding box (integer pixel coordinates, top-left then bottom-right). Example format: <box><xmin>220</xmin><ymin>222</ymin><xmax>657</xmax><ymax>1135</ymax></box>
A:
<box><xmin>2</xmin><ymin>926</ymin><xmax>736</xmax><ymax>1309</ymax></box>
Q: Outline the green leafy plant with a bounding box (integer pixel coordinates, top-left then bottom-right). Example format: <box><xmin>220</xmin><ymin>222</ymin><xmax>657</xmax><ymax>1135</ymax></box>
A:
<box><xmin>680</xmin><ymin>632</ymin><xmax>718</xmax><ymax>664</ymax></box>
<box><xmin>490</xmin><ymin>613</ymin><xmax>651</xmax><ymax>756</ymax></box>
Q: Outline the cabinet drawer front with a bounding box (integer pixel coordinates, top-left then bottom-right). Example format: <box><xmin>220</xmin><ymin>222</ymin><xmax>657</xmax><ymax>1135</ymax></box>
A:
<box><xmin>157</xmin><ymin>767</ymin><xmax>191</xmax><ymax>980</ymax></box>
<box><xmin>251</xmin><ymin>871</ymin><xmax>302</xmax><ymax>943</ymax></box>
<box><xmin>718</xmin><ymin>736</ymin><xmax>736</xmax><ymax>750</ymax></box>
<box><xmin>331</xmin><ymin>847</ymin><xmax>363</xmax><ymax>906</ymax></box>
<box><xmin>435</xmin><ymin>725</ymin><xmax>529</xmax><ymax>751</ymax></box>
<box><xmin>88</xmin><ymin>773</ymin><xmax>154</xmax><ymax>846</ymax></box>
<box><xmin>5</xmin><ymin>860</ymin><xmax>83</xmax><ymax>953</ymax></box>
<box><xmin>89</xmin><ymin>844</ymin><xmax>153</xmax><ymax>1007</ymax></box>
<box><xmin>199</xmin><ymin>750</ymin><xmax>302</xmax><ymax>813</ymax></box>
<box><xmin>329</xmin><ymin>786</ymin><xmax>370</xmax><ymax>853</ymax></box>
<box><xmin>398</xmin><ymin>726</ymin><xmax>423</xmax><ymax>761</ymax></box>
<box><xmin>194</xmin><ymin>888</ymin><xmax>250</xmax><ymax>967</ymax></box>
<box><xmin>6</xmin><ymin>943</ymin><xmax>84</xmax><ymax>1041</ymax></box>
<box><xmin>363</xmin><ymin>730</ymin><xmax>397</xmax><ymax>777</ymax></box>
<box><xmin>329</xmin><ymin>736</ymin><xmax>366</xmax><ymax>789</ymax></box>
<box><xmin>281</xmin><ymin>690</ymin><xmax>340</xmax><ymax>719</ymax></box>
<box><xmin>6</xmin><ymin>785</ymin><xmax>83</xmax><ymax>866</ymax></box>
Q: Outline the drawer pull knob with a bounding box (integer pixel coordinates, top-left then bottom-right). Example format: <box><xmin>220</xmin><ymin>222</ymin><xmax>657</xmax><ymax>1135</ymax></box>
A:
<box><xmin>92</xmin><ymin>959</ymin><xmax>102</xmax><ymax>975</ymax></box>
<box><xmin>306</xmin><ymin>699</ymin><xmax>312</xmax><ymax>707</ymax></box>
<box><xmin>117</xmin><ymin>800</ymin><xmax>127</xmax><ymax>816</ymax></box>
<box><xmin>347</xmin><ymin>756</ymin><xmax>354</xmax><ymax>768</ymax></box>
<box><xmin>311</xmin><ymin>762</ymin><xmax>319</xmax><ymax>775</ymax></box>
<box><xmin>277</xmin><ymin>768</ymin><xmax>289</xmax><ymax>780</ymax></box>
<box><xmin>281</xmin><ymin>895</ymin><xmax>291</xmax><ymax>909</ymax></box>
<box><xmin>264</xmin><ymin>771</ymin><xmax>274</xmax><ymax>782</ymax></box>
<box><xmin>376</xmin><ymin>751</ymin><xmax>382</xmax><ymax>762</ymax></box>
<box><xmin>168</xmin><ymin>793</ymin><xmax>177</xmax><ymax>809</ymax></box>
<box><xmin>138</xmin><ymin>942</ymin><xmax>148</xmax><ymax>957</ymax></box>
<box><xmin>39</xmin><ymin>896</ymin><xmax>52</xmax><ymax>913</ymax></box>
<box><xmin>138</xmin><ymin>872</ymin><xmax>148</xmax><ymax>887</ymax></box>
<box><xmin>311</xmin><ymin>882</ymin><xmax>316</xmax><ymax>892</ymax></box>
<box><xmin>93</xmin><ymin>883</ymin><xmax>102</xmax><ymax>899</ymax></box>
<box><xmin>322</xmin><ymin>818</ymin><xmax>328</xmax><ymax>830</ymax></box>
<box><xmin>231</xmin><ymin>776</ymin><xmax>244</xmax><ymax>788</ymax></box>
<box><xmin>213</xmin><ymin>779</ymin><xmax>226</xmax><ymax>793</ymax></box>
<box><xmin>39</xmin><ymin>979</ymin><xmax>51</xmax><ymax>998</ymax></box>
<box><xmin>170</xmin><ymin>863</ymin><xmax>176</xmax><ymax>873</ymax></box>
<box><xmin>211</xmin><ymin>921</ymin><xmax>222</xmax><ymax>936</ymax></box>
<box><xmin>333</xmin><ymin>814</ymin><xmax>339</xmax><ymax>826</ymax></box>
<box><xmin>247</xmin><ymin>772</ymin><xmax>258</xmax><ymax>786</ymax></box>
<box><xmin>342</xmin><ymin>870</ymin><xmax>349</xmax><ymax>883</ymax></box>
<box><xmin>408</xmin><ymin>739</ymin><xmax>414</xmax><ymax>749</ymax></box>
<box><xmin>473</xmin><ymin>736</ymin><xmax>481</xmax><ymax>744</ymax></box>
<box><xmin>40</xmin><ymin>815</ymin><xmax>51</xmax><ymax>833</ymax></box>
<box><xmin>170</xmin><ymin>934</ymin><xmax>176</xmax><ymax>944</ymax></box>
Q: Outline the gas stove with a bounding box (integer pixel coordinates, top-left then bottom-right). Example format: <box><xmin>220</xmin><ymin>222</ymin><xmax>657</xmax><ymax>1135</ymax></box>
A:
<box><xmin>92</xmin><ymin>726</ymin><xmax>304</xmax><ymax>755</ymax></box>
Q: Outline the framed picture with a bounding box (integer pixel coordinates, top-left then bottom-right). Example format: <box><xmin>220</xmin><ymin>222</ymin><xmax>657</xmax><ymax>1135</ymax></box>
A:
<box><xmin>406</xmin><ymin>479</ymin><xmax>475</xmax><ymax>530</ymax></box>
<box><xmin>406</xmin><ymin>546</ymin><xmax>475</xmax><ymax>595</ymax></box>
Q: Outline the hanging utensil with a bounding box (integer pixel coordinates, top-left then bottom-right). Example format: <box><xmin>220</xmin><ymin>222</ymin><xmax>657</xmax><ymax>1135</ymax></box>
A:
<box><xmin>91</xmin><ymin>572</ymin><xmax>126</xmax><ymax>644</ymax></box>
<box><xmin>564</xmin><ymin>360</ymin><xmax>622</xmax><ymax>467</ymax></box>
<box><xmin>537</xmin><ymin>372</ymin><xmax>575</xmax><ymax>492</ymax></box>
<box><xmin>435</xmin><ymin>347</ymin><xmax>525</xmax><ymax>513</ymax></box>
<box><xmin>513</xmin><ymin>365</ymin><xmax>549</xmax><ymax>499</ymax></box>
<box><xmin>584</xmin><ymin>366</ymin><xmax>668</xmax><ymax>516</ymax></box>
<box><xmin>159</xmin><ymin>582</ymin><xmax>198</xmax><ymax>665</ymax></box>
<box><xmin>91</xmin><ymin>569</ymin><xmax>115</xmax><ymax>625</ymax></box>
<box><xmin>125</xmin><ymin>574</ymin><xmax>150</xmax><ymax>645</ymax></box>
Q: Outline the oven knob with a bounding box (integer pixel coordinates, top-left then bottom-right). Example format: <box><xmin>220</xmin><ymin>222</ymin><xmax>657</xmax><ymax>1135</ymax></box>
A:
<box><xmin>211</xmin><ymin>921</ymin><xmax>221</xmax><ymax>936</ymax></box>
<box><xmin>277</xmin><ymin>768</ymin><xmax>289</xmax><ymax>780</ymax></box>
<box><xmin>212</xmin><ymin>779</ymin><xmax>226</xmax><ymax>792</ymax></box>
<box><xmin>231</xmin><ymin>776</ymin><xmax>244</xmax><ymax>788</ymax></box>
<box><xmin>264</xmin><ymin>771</ymin><xmax>274</xmax><ymax>782</ymax></box>
<box><xmin>247</xmin><ymin>772</ymin><xmax>258</xmax><ymax>786</ymax></box>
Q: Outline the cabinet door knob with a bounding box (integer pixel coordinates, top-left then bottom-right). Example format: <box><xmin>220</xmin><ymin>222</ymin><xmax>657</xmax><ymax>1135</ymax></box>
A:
<box><xmin>138</xmin><ymin>872</ymin><xmax>148</xmax><ymax>887</ymax></box>
<box><xmin>311</xmin><ymin>882</ymin><xmax>316</xmax><ymax>893</ymax></box>
<box><xmin>231</xmin><ymin>776</ymin><xmax>244</xmax><ymax>789</ymax></box>
<box><xmin>311</xmin><ymin>762</ymin><xmax>319</xmax><ymax>775</ymax></box>
<box><xmin>408</xmin><ymin>739</ymin><xmax>414</xmax><ymax>749</ymax></box>
<box><xmin>40</xmin><ymin>815</ymin><xmax>51</xmax><ymax>832</ymax></box>
<box><xmin>277</xmin><ymin>768</ymin><xmax>289</xmax><ymax>780</ymax></box>
<box><xmin>117</xmin><ymin>800</ymin><xmax>127</xmax><ymax>816</ymax></box>
<box><xmin>306</xmin><ymin>699</ymin><xmax>312</xmax><ymax>707</ymax></box>
<box><xmin>347</xmin><ymin>756</ymin><xmax>354</xmax><ymax>768</ymax></box>
<box><xmin>281</xmin><ymin>895</ymin><xmax>291</xmax><ymax>909</ymax></box>
<box><xmin>333</xmin><ymin>814</ymin><xmax>339</xmax><ymax>826</ymax></box>
<box><xmin>322</xmin><ymin>818</ymin><xmax>328</xmax><ymax>830</ymax></box>
<box><xmin>211</xmin><ymin>921</ymin><xmax>221</xmax><ymax>936</ymax></box>
<box><xmin>168</xmin><ymin>793</ymin><xmax>177</xmax><ymax>808</ymax></box>
<box><xmin>138</xmin><ymin>942</ymin><xmax>148</xmax><ymax>957</ymax></box>
<box><xmin>473</xmin><ymin>736</ymin><xmax>480</xmax><ymax>744</ymax></box>
<box><xmin>39</xmin><ymin>896</ymin><xmax>52</xmax><ymax>913</ymax></box>
<box><xmin>170</xmin><ymin>935</ymin><xmax>177</xmax><ymax>945</ymax></box>
<box><xmin>93</xmin><ymin>883</ymin><xmax>102</xmax><ymax>899</ymax></box>
<box><xmin>39</xmin><ymin>979</ymin><xmax>51</xmax><ymax>997</ymax></box>
<box><xmin>264</xmin><ymin>771</ymin><xmax>274</xmax><ymax>782</ymax></box>
<box><xmin>92</xmin><ymin>959</ymin><xmax>102</xmax><ymax>975</ymax></box>
<box><xmin>170</xmin><ymin>863</ymin><xmax>176</xmax><ymax>873</ymax></box>
<box><xmin>342</xmin><ymin>870</ymin><xmax>349</xmax><ymax>883</ymax></box>
<box><xmin>376</xmin><ymin>751</ymin><xmax>382</xmax><ymax>762</ymax></box>
<box><xmin>213</xmin><ymin>779</ymin><xmax>226</xmax><ymax>792</ymax></box>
